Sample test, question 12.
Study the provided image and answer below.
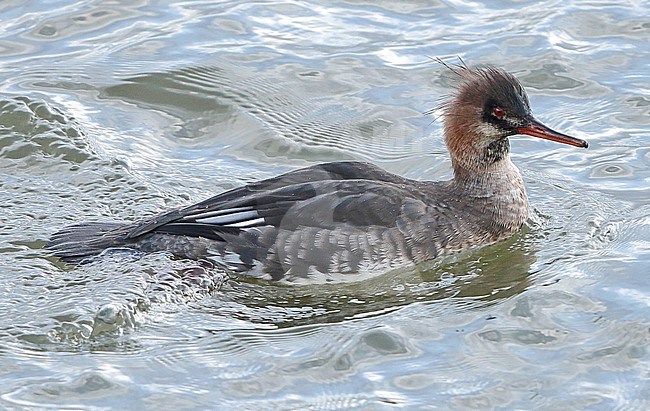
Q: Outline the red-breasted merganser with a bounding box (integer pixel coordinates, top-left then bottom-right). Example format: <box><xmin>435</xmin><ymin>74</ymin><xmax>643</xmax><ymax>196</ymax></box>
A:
<box><xmin>47</xmin><ymin>65</ymin><xmax>588</xmax><ymax>281</ymax></box>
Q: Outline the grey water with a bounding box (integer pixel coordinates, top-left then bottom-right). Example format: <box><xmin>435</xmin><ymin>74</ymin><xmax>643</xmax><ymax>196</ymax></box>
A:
<box><xmin>0</xmin><ymin>0</ymin><xmax>648</xmax><ymax>409</ymax></box>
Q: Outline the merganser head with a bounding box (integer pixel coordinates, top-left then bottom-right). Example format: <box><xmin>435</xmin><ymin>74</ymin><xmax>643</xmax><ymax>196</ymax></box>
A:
<box><xmin>441</xmin><ymin>65</ymin><xmax>588</xmax><ymax>172</ymax></box>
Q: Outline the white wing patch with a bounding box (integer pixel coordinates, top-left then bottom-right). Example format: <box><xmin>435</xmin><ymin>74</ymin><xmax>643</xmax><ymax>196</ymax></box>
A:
<box><xmin>189</xmin><ymin>205</ymin><xmax>254</xmax><ymax>220</ymax></box>
<box><xmin>227</xmin><ymin>217</ymin><xmax>267</xmax><ymax>228</ymax></box>
<box><xmin>191</xmin><ymin>206</ymin><xmax>267</xmax><ymax>228</ymax></box>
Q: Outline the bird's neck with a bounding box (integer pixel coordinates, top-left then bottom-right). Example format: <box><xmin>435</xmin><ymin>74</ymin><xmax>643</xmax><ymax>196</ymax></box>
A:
<box><xmin>452</xmin><ymin>154</ymin><xmax>523</xmax><ymax>193</ymax></box>
<box><xmin>451</xmin><ymin>155</ymin><xmax>529</xmax><ymax>233</ymax></box>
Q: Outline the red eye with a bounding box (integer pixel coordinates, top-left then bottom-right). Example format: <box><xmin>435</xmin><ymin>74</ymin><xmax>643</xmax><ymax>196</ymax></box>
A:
<box><xmin>492</xmin><ymin>107</ymin><xmax>505</xmax><ymax>118</ymax></box>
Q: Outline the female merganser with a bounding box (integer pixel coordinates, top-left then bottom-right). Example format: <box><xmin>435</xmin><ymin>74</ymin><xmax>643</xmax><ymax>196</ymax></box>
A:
<box><xmin>47</xmin><ymin>65</ymin><xmax>588</xmax><ymax>280</ymax></box>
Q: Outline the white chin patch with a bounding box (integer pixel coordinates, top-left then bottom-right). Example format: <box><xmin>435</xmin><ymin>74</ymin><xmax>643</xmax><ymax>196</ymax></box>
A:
<box><xmin>474</xmin><ymin>122</ymin><xmax>507</xmax><ymax>145</ymax></box>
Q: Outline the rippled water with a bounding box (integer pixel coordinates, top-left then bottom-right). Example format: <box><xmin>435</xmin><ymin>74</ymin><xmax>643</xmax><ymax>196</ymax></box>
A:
<box><xmin>1</xmin><ymin>0</ymin><xmax>649</xmax><ymax>409</ymax></box>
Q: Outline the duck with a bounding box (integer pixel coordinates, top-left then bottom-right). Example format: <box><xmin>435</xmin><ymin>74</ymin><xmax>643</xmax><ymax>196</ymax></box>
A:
<box><xmin>47</xmin><ymin>64</ymin><xmax>588</xmax><ymax>281</ymax></box>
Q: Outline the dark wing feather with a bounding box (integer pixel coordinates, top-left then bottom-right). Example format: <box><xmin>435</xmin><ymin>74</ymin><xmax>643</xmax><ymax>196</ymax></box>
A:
<box><xmin>126</xmin><ymin>161</ymin><xmax>412</xmax><ymax>239</ymax></box>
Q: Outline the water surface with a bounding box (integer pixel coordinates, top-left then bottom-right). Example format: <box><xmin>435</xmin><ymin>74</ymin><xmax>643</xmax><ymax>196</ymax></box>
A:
<box><xmin>1</xmin><ymin>0</ymin><xmax>649</xmax><ymax>409</ymax></box>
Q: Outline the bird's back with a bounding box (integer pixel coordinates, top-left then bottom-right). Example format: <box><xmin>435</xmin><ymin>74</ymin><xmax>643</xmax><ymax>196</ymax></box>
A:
<box><xmin>48</xmin><ymin>160</ymin><xmax>528</xmax><ymax>281</ymax></box>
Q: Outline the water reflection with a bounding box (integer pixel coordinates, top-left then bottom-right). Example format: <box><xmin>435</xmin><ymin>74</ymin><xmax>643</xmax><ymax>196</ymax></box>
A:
<box><xmin>212</xmin><ymin>230</ymin><xmax>535</xmax><ymax>328</ymax></box>
<box><xmin>12</xmin><ymin>228</ymin><xmax>536</xmax><ymax>351</ymax></box>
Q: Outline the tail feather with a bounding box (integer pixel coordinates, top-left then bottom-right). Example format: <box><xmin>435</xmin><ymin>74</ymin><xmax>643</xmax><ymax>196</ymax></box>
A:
<box><xmin>46</xmin><ymin>222</ymin><xmax>131</xmax><ymax>262</ymax></box>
